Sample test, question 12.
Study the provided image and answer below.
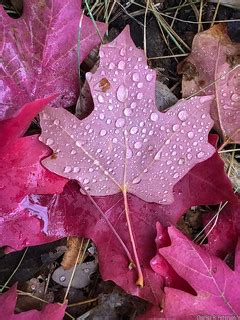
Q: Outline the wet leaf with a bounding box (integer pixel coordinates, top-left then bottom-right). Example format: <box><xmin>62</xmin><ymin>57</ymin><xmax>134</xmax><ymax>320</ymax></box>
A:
<box><xmin>179</xmin><ymin>24</ymin><xmax>240</xmax><ymax>143</ymax></box>
<box><xmin>40</xmin><ymin>26</ymin><xmax>215</xmax><ymax>205</ymax></box>
<box><xmin>0</xmin><ymin>0</ymin><xmax>107</xmax><ymax>120</ymax></box>
<box><xmin>0</xmin><ymin>284</ymin><xmax>66</xmax><ymax>320</ymax></box>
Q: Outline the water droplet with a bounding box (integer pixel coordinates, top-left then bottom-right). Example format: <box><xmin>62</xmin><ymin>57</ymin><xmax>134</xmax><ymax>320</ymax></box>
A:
<box><xmin>100</xmin><ymin>129</ymin><xmax>107</xmax><ymax>136</ymax></box>
<box><xmin>132</xmin><ymin>73</ymin><xmax>140</xmax><ymax>81</ymax></box>
<box><xmin>118</xmin><ymin>60</ymin><xmax>125</xmax><ymax>70</ymax></box>
<box><xmin>197</xmin><ymin>151</ymin><xmax>205</xmax><ymax>159</ymax></box>
<box><xmin>46</xmin><ymin>138</ymin><xmax>54</xmax><ymax>146</ymax></box>
<box><xmin>98</xmin><ymin>95</ymin><xmax>104</xmax><ymax>103</ymax></box>
<box><xmin>134</xmin><ymin>141</ymin><xmax>142</xmax><ymax>149</ymax></box>
<box><xmin>64</xmin><ymin>166</ymin><xmax>72</xmax><ymax>173</ymax></box>
<box><xmin>112</xmin><ymin>138</ymin><xmax>118</xmax><ymax>143</ymax></box>
<box><xmin>137</xmin><ymin>92</ymin><xmax>143</xmax><ymax>100</ymax></box>
<box><xmin>109</xmin><ymin>62</ymin><xmax>115</xmax><ymax>70</ymax></box>
<box><xmin>126</xmin><ymin>148</ymin><xmax>133</xmax><ymax>159</ymax></box>
<box><xmin>124</xmin><ymin>108</ymin><xmax>132</xmax><ymax>116</ymax></box>
<box><xmin>137</xmin><ymin>82</ymin><xmax>143</xmax><ymax>88</ymax></box>
<box><xmin>150</xmin><ymin>112</ymin><xmax>158</xmax><ymax>121</ymax></box>
<box><xmin>131</xmin><ymin>102</ymin><xmax>137</xmax><ymax>109</ymax></box>
<box><xmin>120</xmin><ymin>48</ymin><xmax>125</xmax><ymax>56</ymax></box>
<box><xmin>59</xmin><ymin>276</ymin><xmax>66</xmax><ymax>282</ymax></box>
<box><xmin>99</xmin><ymin>50</ymin><xmax>104</xmax><ymax>58</ymax></box>
<box><xmin>172</xmin><ymin>124</ymin><xmax>179</xmax><ymax>132</ymax></box>
<box><xmin>76</xmin><ymin>140</ymin><xmax>83</xmax><ymax>147</ymax></box>
<box><xmin>132</xmin><ymin>176</ymin><xmax>141</xmax><ymax>184</ymax></box>
<box><xmin>73</xmin><ymin>167</ymin><xmax>80</xmax><ymax>173</ymax></box>
<box><xmin>199</xmin><ymin>96</ymin><xmax>212</xmax><ymax>104</ymax></box>
<box><xmin>99</xmin><ymin>113</ymin><xmax>104</xmax><ymax>120</ymax></box>
<box><xmin>116</xmin><ymin>84</ymin><xmax>128</xmax><ymax>102</ymax></box>
<box><xmin>83</xmin><ymin>178</ymin><xmax>90</xmax><ymax>184</ymax></box>
<box><xmin>187</xmin><ymin>131</ymin><xmax>194</xmax><ymax>139</ymax></box>
<box><xmin>187</xmin><ymin>153</ymin><xmax>192</xmax><ymax>160</ymax></box>
<box><xmin>154</xmin><ymin>150</ymin><xmax>161</xmax><ymax>160</ymax></box>
<box><xmin>54</xmin><ymin>119</ymin><xmax>60</xmax><ymax>125</ymax></box>
<box><xmin>165</xmin><ymin>139</ymin><xmax>170</xmax><ymax>145</ymax></box>
<box><xmin>173</xmin><ymin>173</ymin><xmax>179</xmax><ymax>179</ymax></box>
<box><xmin>115</xmin><ymin>118</ymin><xmax>125</xmax><ymax>128</ymax></box>
<box><xmin>71</xmin><ymin>150</ymin><xmax>77</xmax><ymax>155</ymax></box>
<box><xmin>178</xmin><ymin>158</ymin><xmax>185</xmax><ymax>165</ymax></box>
<box><xmin>130</xmin><ymin>126</ymin><xmax>138</xmax><ymax>134</ymax></box>
<box><xmin>178</xmin><ymin>110</ymin><xmax>188</xmax><ymax>121</ymax></box>
<box><xmin>146</xmin><ymin>73</ymin><xmax>153</xmax><ymax>81</ymax></box>
<box><xmin>231</xmin><ymin>93</ymin><xmax>240</xmax><ymax>102</ymax></box>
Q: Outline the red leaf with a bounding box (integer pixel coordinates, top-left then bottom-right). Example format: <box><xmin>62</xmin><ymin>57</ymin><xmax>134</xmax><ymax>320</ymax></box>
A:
<box><xmin>0</xmin><ymin>98</ymin><xmax>68</xmax><ymax>213</ymax></box>
<box><xmin>160</xmin><ymin>227</ymin><xmax>240</xmax><ymax>318</ymax></box>
<box><xmin>0</xmin><ymin>0</ymin><xmax>107</xmax><ymax>120</ymax></box>
<box><xmin>179</xmin><ymin>24</ymin><xmax>240</xmax><ymax>143</ymax></box>
<box><xmin>0</xmin><ymin>284</ymin><xmax>66</xmax><ymax>320</ymax></box>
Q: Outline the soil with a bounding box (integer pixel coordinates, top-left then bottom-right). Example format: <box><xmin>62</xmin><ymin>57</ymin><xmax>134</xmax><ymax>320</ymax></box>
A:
<box><xmin>1</xmin><ymin>0</ymin><xmax>240</xmax><ymax>319</ymax></box>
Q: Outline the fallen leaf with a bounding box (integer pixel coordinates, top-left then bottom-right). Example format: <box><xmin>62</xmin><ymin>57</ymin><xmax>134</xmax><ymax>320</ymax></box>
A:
<box><xmin>178</xmin><ymin>24</ymin><xmax>240</xmax><ymax>143</ymax></box>
<box><xmin>0</xmin><ymin>98</ymin><xmax>68</xmax><ymax>214</ymax></box>
<box><xmin>160</xmin><ymin>226</ymin><xmax>240</xmax><ymax>318</ymax></box>
<box><xmin>40</xmin><ymin>26</ymin><xmax>215</xmax><ymax>205</ymax></box>
<box><xmin>0</xmin><ymin>0</ymin><xmax>107</xmax><ymax>120</ymax></box>
<box><xmin>0</xmin><ymin>284</ymin><xmax>66</xmax><ymax>320</ymax></box>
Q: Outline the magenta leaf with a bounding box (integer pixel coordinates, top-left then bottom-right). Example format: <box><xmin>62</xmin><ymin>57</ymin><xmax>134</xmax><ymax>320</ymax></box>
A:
<box><xmin>0</xmin><ymin>98</ymin><xmax>68</xmax><ymax>214</ymax></box>
<box><xmin>179</xmin><ymin>24</ymin><xmax>240</xmax><ymax>143</ymax></box>
<box><xmin>40</xmin><ymin>26</ymin><xmax>215</xmax><ymax>205</ymax></box>
<box><xmin>0</xmin><ymin>284</ymin><xmax>66</xmax><ymax>320</ymax></box>
<box><xmin>160</xmin><ymin>227</ymin><xmax>240</xmax><ymax>317</ymax></box>
<box><xmin>0</xmin><ymin>0</ymin><xmax>107</xmax><ymax>120</ymax></box>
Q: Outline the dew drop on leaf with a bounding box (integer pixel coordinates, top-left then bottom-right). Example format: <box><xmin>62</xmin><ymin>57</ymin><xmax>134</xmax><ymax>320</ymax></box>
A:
<box><xmin>178</xmin><ymin>110</ymin><xmax>188</xmax><ymax>121</ymax></box>
<box><xmin>116</xmin><ymin>84</ymin><xmax>128</xmax><ymax>102</ymax></box>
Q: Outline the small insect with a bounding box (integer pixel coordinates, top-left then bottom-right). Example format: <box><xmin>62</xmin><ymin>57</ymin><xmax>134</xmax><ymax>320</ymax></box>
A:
<box><xmin>99</xmin><ymin>77</ymin><xmax>111</xmax><ymax>92</ymax></box>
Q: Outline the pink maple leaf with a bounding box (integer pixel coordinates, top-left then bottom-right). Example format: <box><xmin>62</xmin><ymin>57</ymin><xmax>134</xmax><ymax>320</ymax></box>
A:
<box><xmin>0</xmin><ymin>284</ymin><xmax>66</xmax><ymax>320</ymax></box>
<box><xmin>39</xmin><ymin>26</ymin><xmax>217</xmax><ymax>287</ymax></box>
<box><xmin>0</xmin><ymin>0</ymin><xmax>107</xmax><ymax>120</ymax></box>
<box><xmin>178</xmin><ymin>24</ymin><xmax>240</xmax><ymax>144</ymax></box>
<box><xmin>0</xmin><ymin>98</ymin><xmax>68</xmax><ymax>214</ymax></box>
<box><xmin>159</xmin><ymin>226</ymin><xmax>240</xmax><ymax>318</ymax></box>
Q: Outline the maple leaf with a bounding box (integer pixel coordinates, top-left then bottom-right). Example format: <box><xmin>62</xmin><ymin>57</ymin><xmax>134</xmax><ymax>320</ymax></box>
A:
<box><xmin>0</xmin><ymin>139</ymin><xmax>235</xmax><ymax>304</ymax></box>
<box><xmin>40</xmin><ymin>26</ymin><xmax>215</xmax><ymax>286</ymax></box>
<box><xmin>0</xmin><ymin>0</ymin><xmax>107</xmax><ymax>120</ymax></box>
<box><xmin>159</xmin><ymin>226</ymin><xmax>240</xmax><ymax>318</ymax></box>
<box><xmin>178</xmin><ymin>24</ymin><xmax>240</xmax><ymax>144</ymax></box>
<box><xmin>0</xmin><ymin>284</ymin><xmax>66</xmax><ymax>320</ymax></box>
<box><xmin>0</xmin><ymin>98</ymin><xmax>68</xmax><ymax>214</ymax></box>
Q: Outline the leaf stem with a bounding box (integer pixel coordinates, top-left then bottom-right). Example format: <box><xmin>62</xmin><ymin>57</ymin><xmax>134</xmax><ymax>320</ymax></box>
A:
<box><xmin>82</xmin><ymin>186</ymin><xmax>135</xmax><ymax>265</ymax></box>
<box><xmin>122</xmin><ymin>189</ymin><xmax>144</xmax><ymax>288</ymax></box>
